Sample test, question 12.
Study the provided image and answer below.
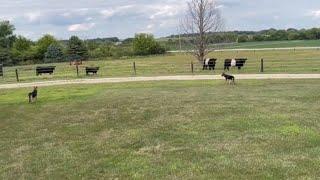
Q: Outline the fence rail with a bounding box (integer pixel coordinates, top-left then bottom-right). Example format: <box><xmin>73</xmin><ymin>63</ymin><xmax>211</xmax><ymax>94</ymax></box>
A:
<box><xmin>0</xmin><ymin>56</ymin><xmax>319</xmax><ymax>84</ymax></box>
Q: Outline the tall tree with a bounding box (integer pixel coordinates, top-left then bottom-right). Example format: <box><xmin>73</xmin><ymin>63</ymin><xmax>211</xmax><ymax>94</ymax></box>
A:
<box><xmin>180</xmin><ymin>0</ymin><xmax>223</xmax><ymax>62</ymax></box>
<box><xmin>11</xmin><ymin>36</ymin><xmax>36</xmax><ymax>64</ymax></box>
<box><xmin>0</xmin><ymin>20</ymin><xmax>16</xmax><ymax>48</ymax></box>
<box><xmin>0</xmin><ymin>21</ymin><xmax>15</xmax><ymax>65</ymax></box>
<box><xmin>67</xmin><ymin>36</ymin><xmax>89</xmax><ymax>61</ymax></box>
<box><xmin>36</xmin><ymin>34</ymin><xmax>58</xmax><ymax>60</ymax></box>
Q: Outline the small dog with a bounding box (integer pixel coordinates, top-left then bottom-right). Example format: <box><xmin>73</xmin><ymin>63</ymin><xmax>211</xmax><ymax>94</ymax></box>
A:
<box><xmin>28</xmin><ymin>86</ymin><xmax>38</xmax><ymax>103</ymax></box>
<box><xmin>221</xmin><ymin>73</ymin><xmax>235</xmax><ymax>85</ymax></box>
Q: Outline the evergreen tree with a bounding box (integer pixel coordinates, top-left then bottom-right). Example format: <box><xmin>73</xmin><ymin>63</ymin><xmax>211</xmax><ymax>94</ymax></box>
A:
<box><xmin>67</xmin><ymin>36</ymin><xmax>88</xmax><ymax>61</ymax></box>
<box><xmin>44</xmin><ymin>44</ymin><xmax>64</xmax><ymax>63</ymax></box>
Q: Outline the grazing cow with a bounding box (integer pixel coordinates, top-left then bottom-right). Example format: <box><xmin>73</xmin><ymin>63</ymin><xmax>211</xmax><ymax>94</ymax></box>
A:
<box><xmin>224</xmin><ymin>58</ymin><xmax>247</xmax><ymax>70</ymax></box>
<box><xmin>224</xmin><ymin>59</ymin><xmax>232</xmax><ymax>71</ymax></box>
<box><xmin>236</xmin><ymin>58</ymin><xmax>247</xmax><ymax>70</ymax></box>
<box><xmin>203</xmin><ymin>58</ymin><xmax>217</xmax><ymax>70</ymax></box>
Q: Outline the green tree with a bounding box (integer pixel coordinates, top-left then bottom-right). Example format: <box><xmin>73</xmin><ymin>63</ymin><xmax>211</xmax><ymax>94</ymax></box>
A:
<box><xmin>36</xmin><ymin>34</ymin><xmax>58</xmax><ymax>61</ymax></box>
<box><xmin>13</xmin><ymin>36</ymin><xmax>32</xmax><ymax>51</ymax></box>
<box><xmin>0</xmin><ymin>21</ymin><xmax>16</xmax><ymax>48</ymax></box>
<box><xmin>11</xmin><ymin>36</ymin><xmax>36</xmax><ymax>64</ymax></box>
<box><xmin>45</xmin><ymin>44</ymin><xmax>64</xmax><ymax>63</ymax></box>
<box><xmin>288</xmin><ymin>33</ymin><xmax>300</xmax><ymax>40</ymax></box>
<box><xmin>67</xmin><ymin>36</ymin><xmax>89</xmax><ymax>61</ymax></box>
<box><xmin>237</xmin><ymin>35</ymin><xmax>249</xmax><ymax>43</ymax></box>
<box><xmin>133</xmin><ymin>34</ymin><xmax>165</xmax><ymax>55</ymax></box>
<box><xmin>305</xmin><ymin>28</ymin><xmax>320</xmax><ymax>40</ymax></box>
<box><xmin>0</xmin><ymin>48</ymin><xmax>12</xmax><ymax>65</ymax></box>
<box><xmin>0</xmin><ymin>21</ymin><xmax>15</xmax><ymax>65</ymax></box>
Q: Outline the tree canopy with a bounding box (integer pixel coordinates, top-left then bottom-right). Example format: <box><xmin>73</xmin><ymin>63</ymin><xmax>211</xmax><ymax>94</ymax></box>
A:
<box><xmin>133</xmin><ymin>34</ymin><xmax>165</xmax><ymax>56</ymax></box>
<box><xmin>0</xmin><ymin>21</ymin><xmax>16</xmax><ymax>48</ymax></box>
<box><xmin>67</xmin><ymin>36</ymin><xmax>89</xmax><ymax>61</ymax></box>
<box><xmin>45</xmin><ymin>44</ymin><xmax>64</xmax><ymax>63</ymax></box>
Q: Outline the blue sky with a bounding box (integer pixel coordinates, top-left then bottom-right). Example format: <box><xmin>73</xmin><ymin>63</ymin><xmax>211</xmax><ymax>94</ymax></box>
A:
<box><xmin>0</xmin><ymin>0</ymin><xmax>320</xmax><ymax>40</ymax></box>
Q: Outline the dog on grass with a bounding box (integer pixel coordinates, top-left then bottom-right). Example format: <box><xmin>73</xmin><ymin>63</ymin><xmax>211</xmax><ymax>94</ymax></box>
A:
<box><xmin>221</xmin><ymin>73</ymin><xmax>235</xmax><ymax>85</ymax></box>
<box><xmin>28</xmin><ymin>86</ymin><xmax>38</xmax><ymax>103</ymax></box>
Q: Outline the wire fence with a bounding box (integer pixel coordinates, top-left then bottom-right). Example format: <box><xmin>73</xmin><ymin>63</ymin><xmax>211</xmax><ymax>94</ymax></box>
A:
<box><xmin>1</xmin><ymin>55</ymin><xmax>320</xmax><ymax>84</ymax></box>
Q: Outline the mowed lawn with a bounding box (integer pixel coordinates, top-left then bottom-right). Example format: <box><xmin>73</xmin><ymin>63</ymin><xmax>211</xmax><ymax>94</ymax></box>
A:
<box><xmin>1</xmin><ymin>79</ymin><xmax>320</xmax><ymax>179</ymax></box>
<box><xmin>1</xmin><ymin>49</ymin><xmax>320</xmax><ymax>84</ymax></box>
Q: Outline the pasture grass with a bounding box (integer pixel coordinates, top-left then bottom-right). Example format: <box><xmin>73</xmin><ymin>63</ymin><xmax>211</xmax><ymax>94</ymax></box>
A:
<box><xmin>1</xmin><ymin>79</ymin><xmax>320</xmax><ymax>179</ymax></box>
<box><xmin>221</xmin><ymin>40</ymin><xmax>320</xmax><ymax>49</ymax></box>
<box><xmin>1</xmin><ymin>49</ymin><xmax>320</xmax><ymax>84</ymax></box>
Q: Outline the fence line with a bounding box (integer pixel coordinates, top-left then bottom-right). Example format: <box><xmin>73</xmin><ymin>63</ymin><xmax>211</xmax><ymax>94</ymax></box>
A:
<box><xmin>0</xmin><ymin>58</ymin><xmax>319</xmax><ymax>83</ymax></box>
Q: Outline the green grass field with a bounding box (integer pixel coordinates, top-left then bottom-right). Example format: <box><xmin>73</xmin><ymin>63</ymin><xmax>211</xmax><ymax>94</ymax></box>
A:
<box><xmin>1</xmin><ymin>49</ymin><xmax>320</xmax><ymax>84</ymax></box>
<box><xmin>222</xmin><ymin>40</ymin><xmax>320</xmax><ymax>49</ymax></box>
<box><xmin>1</xmin><ymin>79</ymin><xmax>320</xmax><ymax>179</ymax></box>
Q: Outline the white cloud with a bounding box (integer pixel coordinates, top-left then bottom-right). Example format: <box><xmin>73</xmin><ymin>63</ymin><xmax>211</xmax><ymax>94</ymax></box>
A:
<box><xmin>216</xmin><ymin>5</ymin><xmax>225</xmax><ymax>9</ymax></box>
<box><xmin>100</xmin><ymin>5</ymin><xmax>134</xmax><ymax>18</ymax></box>
<box><xmin>147</xmin><ymin>24</ymin><xmax>154</xmax><ymax>29</ymax></box>
<box><xmin>25</xmin><ymin>12</ymin><xmax>42</xmax><ymax>22</ymax></box>
<box><xmin>309</xmin><ymin>10</ymin><xmax>320</xmax><ymax>19</ymax></box>
<box><xmin>85</xmin><ymin>17</ymin><xmax>93</xmax><ymax>21</ymax></box>
<box><xmin>68</xmin><ymin>23</ymin><xmax>95</xmax><ymax>32</ymax></box>
<box><xmin>149</xmin><ymin>4</ymin><xmax>184</xmax><ymax>20</ymax></box>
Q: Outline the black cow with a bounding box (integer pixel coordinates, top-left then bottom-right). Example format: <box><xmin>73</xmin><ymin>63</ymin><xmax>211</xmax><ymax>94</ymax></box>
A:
<box><xmin>203</xmin><ymin>58</ymin><xmax>217</xmax><ymax>71</ymax></box>
<box><xmin>224</xmin><ymin>58</ymin><xmax>247</xmax><ymax>71</ymax></box>
<box><xmin>236</xmin><ymin>58</ymin><xmax>247</xmax><ymax>70</ymax></box>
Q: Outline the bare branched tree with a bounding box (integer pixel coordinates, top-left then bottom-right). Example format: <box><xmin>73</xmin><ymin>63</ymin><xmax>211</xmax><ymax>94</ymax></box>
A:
<box><xmin>180</xmin><ymin>0</ymin><xmax>223</xmax><ymax>63</ymax></box>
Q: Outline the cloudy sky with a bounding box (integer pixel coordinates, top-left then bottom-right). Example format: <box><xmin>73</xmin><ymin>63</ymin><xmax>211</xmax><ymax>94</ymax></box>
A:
<box><xmin>0</xmin><ymin>0</ymin><xmax>320</xmax><ymax>40</ymax></box>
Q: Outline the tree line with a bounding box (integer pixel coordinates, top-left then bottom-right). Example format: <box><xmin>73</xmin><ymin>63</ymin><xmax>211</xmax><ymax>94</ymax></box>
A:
<box><xmin>0</xmin><ymin>21</ymin><xmax>165</xmax><ymax>66</ymax></box>
<box><xmin>166</xmin><ymin>28</ymin><xmax>320</xmax><ymax>44</ymax></box>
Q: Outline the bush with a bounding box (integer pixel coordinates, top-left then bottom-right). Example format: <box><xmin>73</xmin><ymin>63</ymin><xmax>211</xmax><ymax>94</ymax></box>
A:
<box><xmin>237</xmin><ymin>35</ymin><xmax>249</xmax><ymax>43</ymax></box>
<box><xmin>133</xmin><ymin>34</ymin><xmax>165</xmax><ymax>56</ymax></box>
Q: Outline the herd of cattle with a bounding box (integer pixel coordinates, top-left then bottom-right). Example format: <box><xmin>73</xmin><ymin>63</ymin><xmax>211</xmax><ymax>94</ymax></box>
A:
<box><xmin>203</xmin><ymin>58</ymin><xmax>247</xmax><ymax>71</ymax></box>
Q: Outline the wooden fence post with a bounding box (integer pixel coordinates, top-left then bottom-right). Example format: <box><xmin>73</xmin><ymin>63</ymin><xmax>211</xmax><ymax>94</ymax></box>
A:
<box><xmin>76</xmin><ymin>65</ymin><xmax>79</xmax><ymax>77</ymax></box>
<box><xmin>133</xmin><ymin>62</ymin><xmax>136</xmax><ymax>75</ymax></box>
<box><xmin>0</xmin><ymin>64</ymin><xmax>3</xmax><ymax>77</ymax></box>
<box><xmin>260</xmin><ymin>58</ymin><xmax>264</xmax><ymax>73</ymax></box>
<box><xmin>191</xmin><ymin>61</ymin><xmax>194</xmax><ymax>74</ymax></box>
<box><xmin>15</xmin><ymin>69</ymin><xmax>19</xmax><ymax>82</ymax></box>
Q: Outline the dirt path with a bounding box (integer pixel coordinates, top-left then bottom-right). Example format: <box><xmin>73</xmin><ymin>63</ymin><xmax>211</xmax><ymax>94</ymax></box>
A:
<box><xmin>1</xmin><ymin>74</ymin><xmax>320</xmax><ymax>89</ymax></box>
